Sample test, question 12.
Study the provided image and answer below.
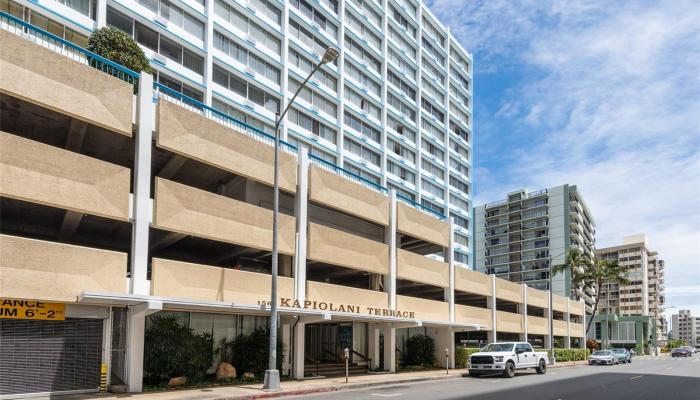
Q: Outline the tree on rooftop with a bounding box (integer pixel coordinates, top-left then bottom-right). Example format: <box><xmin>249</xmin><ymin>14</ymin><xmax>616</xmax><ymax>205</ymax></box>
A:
<box><xmin>87</xmin><ymin>27</ymin><xmax>152</xmax><ymax>73</ymax></box>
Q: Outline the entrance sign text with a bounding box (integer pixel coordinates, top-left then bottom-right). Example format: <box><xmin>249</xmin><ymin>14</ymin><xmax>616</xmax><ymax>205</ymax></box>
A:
<box><xmin>0</xmin><ymin>298</ymin><xmax>65</xmax><ymax>320</ymax></box>
<box><xmin>259</xmin><ymin>298</ymin><xmax>416</xmax><ymax>319</ymax></box>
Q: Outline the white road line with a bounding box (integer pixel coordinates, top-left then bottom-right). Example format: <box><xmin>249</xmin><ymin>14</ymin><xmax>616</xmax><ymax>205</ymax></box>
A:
<box><xmin>371</xmin><ymin>394</ymin><xmax>402</xmax><ymax>397</ymax></box>
<box><xmin>629</xmin><ymin>375</ymin><xmax>643</xmax><ymax>380</ymax></box>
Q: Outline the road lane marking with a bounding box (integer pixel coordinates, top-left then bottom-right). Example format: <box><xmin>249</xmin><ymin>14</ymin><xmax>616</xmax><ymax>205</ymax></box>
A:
<box><xmin>371</xmin><ymin>394</ymin><xmax>402</xmax><ymax>397</ymax></box>
<box><xmin>666</xmin><ymin>367</ymin><xmax>673</xmax><ymax>370</ymax></box>
<box><xmin>629</xmin><ymin>375</ymin><xmax>643</xmax><ymax>380</ymax></box>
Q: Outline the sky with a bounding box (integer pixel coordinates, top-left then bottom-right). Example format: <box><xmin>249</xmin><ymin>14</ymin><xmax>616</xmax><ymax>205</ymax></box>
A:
<box><xmin>425</xmin><ymin>0</ymin><xmax>700</xmax><ymax>323</ymax></box>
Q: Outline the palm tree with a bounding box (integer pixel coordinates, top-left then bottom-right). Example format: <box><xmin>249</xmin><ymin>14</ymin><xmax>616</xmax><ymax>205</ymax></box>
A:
<box><xmin>554</xmin><ymin>250</ymin><xmax>629</xmax><ymax>334</ymax></box>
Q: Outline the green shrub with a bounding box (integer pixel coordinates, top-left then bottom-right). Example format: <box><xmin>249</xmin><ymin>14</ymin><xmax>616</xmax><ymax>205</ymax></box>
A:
<box><xmin>545</xmin><ymin>348</ymin><xmax>590</xmax><ymax>362</ymax></box>
<box><xmin>403</xmin><ymin>334</ymin><xmax>436</xmax><ymax>367</ymax></box>
<box><xmin>87</xmin><ymin>27</ymin><xmax>152</xmax><ymax>73</ymax></box>
<box><xmin>455</xmin><ymin>348</ymin><xmax>480</xmax><ymax>368</ymax></box>
<box><xmin>221</xmin><ymin>327</ymin><xmax>285</xmax><ymax>378</ymax></box>
<box><xmin>143</xmin><ymin>314</ymin><xmax>213</xmax><ymax>385</ymax></box>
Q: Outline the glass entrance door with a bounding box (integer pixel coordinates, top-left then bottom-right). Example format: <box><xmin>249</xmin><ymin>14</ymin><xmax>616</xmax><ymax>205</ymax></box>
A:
<box><xmin>305</xmin><ymin>323</ymin><xmax>354</xmax><ymax>363</ymax></box>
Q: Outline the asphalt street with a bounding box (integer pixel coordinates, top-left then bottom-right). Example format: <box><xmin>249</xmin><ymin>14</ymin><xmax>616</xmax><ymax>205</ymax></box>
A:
<box><xmin>291</xmin><ymin>355</ymin><xmax>700</xmax><ymax>400</ymax></box>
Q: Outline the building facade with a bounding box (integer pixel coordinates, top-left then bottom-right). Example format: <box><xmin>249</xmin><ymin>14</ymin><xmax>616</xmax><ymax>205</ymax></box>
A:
<box><xmin>474</xmin><ymin>185</ymin><xmax>596</xmax><ymax>310</ymax></box>
<box><xmin>671</xmin><ymin>310</ymin><xmax>699</xmax><ymax>347</ymax></box>
<box><xmin>1</xmin><ymin>0</ymin><xmax>473</xmax><ymax>269</ymax></box>
<box><xmin>596</xmin><ymin>234</ymin><xmax>666</xmax><ymax>344</ymax></box>
<box><xmin>0</xmin><ymin>26</ymin><xmax>585</xmax><ymax>398</ymax></box>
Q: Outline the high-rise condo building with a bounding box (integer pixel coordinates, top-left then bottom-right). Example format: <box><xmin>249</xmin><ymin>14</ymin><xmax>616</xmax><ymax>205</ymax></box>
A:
<box><xmin>474</xmin><ymin>185</ymin><xmax>596</xmax><ymax>310</ymax></box>
<box><xmin>670</xmin><ymin>310</ymin><xmax>699</xmax><ymax>347</ymax></box>
<box><xmin>0</xmin><ymin>0</ymin><xmax>474</xmax><ymax>267</ymax></box>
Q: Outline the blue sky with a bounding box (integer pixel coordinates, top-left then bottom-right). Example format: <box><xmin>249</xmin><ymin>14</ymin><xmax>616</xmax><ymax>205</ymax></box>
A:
<box><xmin>425</xmin><ymin>0</ymin><xmax>700</xmax><ymax>322</ymax></box>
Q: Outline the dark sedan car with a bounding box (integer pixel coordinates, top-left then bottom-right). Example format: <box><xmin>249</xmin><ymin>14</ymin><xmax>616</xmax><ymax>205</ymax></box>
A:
<box><xmin>671</xmin><ymin>348</ymin><xmax>692</xmax><ymax>357</ymax></box>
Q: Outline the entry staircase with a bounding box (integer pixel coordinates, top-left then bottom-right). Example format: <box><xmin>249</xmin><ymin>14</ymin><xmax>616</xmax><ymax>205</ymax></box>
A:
<box><xmin>304</xmin><ymin>348</ymin><xmax>371</xmax><ymax>377</ymax></box>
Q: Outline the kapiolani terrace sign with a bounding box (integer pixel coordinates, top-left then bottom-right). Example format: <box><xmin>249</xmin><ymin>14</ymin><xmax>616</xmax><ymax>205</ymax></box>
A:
<box><xmin>258</xmin><ymin>298</ymin><xmax>416</xmax><ymax>319</ymax></box>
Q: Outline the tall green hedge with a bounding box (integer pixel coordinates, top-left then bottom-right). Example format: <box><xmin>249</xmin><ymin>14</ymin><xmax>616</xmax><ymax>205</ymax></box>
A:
<box><xmin>455</xmin><ymin>348</ymin><xmax>481</xmax><ymax>368</ymax></box>
<box><xmin>546</xmin><ymin>348</ymin><xmax>590</xmax><ymax>361</ymax></box>
<box><xmin>403</xmin><ymin>334</ymin><xmax>436</xmax><ymax>367</ymax></box>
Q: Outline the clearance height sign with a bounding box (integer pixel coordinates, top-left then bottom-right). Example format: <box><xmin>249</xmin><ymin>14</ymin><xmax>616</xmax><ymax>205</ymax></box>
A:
<box><xmin>0</xmin><ymin>298</ymin><xmax>65</xmax><ymax>321</ymax></box>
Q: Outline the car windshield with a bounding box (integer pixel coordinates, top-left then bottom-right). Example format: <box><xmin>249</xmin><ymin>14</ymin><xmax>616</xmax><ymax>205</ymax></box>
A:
<box><xmin>482</xmin><ymin>343</ymin><xmax>515</xmax><ymax>352</ymax></box>
<box><xmin>592</xmin><ymin>351</ymin><xmax>611</xmax><ymax>356</ymax></box>
<box><xmin>612</xmin><ymin>349</ymin><xmax>625</xmax><ymax>353</ymax></box>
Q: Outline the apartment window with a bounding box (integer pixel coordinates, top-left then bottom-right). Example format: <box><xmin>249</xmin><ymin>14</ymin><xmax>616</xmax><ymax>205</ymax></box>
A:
<box><xmin>289</xmin><ymin>48</ymin><xmax>337</xmax><ymax>91</ymax></box>
<box><xmin>13</xmin><ymin>6</ymin><xmax>89</xmax><ymax>47</ymax></box>
<box><xmin>387</xmin><ymin>160</ymin><xmax>415</xmax><ymax>184</ymax></box>
<box><xmin>289</xmin><ymin>108</ymin><xmax>338</xmax><ymax>143</ymax></box>
<box><xmin>391</xmin><ymin>5</ymin><xmax>416</xmax><ymax>39</ymax></box>
<box><xmin>394</xmin><ymin>0</ymin><xmax>416</xmax><ymax>18</ymax></box>
<box><xmin>388</xmin><ymin>183</ymin><xmax>415</xmax><ymax>201</ymax></box>
<box><xmin>454</xmin><ymin>233</ymin><xmax>469</xmax><ymax>247</ymax></box>
<box><xmin>450</xmin><ymin>157</ymin><xmax>469</xmax><ymax>177</ymax></box>
<box><xmin>450</xmin><ymin>212</ymin><xmax>468</xmax><ymax>229</ymax></box>
<box><xmin>450</xmin><ymin>139</ymin><xmax>469</xmax><ymax>159</ymax></box>
<box><xmin>449</xmin><ymin>119</ymin><xmax>469</xmax><ymax>143</ymax></box>
<box><xmin>344</xmin><ymin>137</ymin><xmax>380</xmax><ymax>166</ymax></box>
<box><xmin>454</xmin><ymin>251</ymin><xmax>468</xmax><ymax>264</ymax></box>
<box><xmin>387</xmin><ymin>138</ymin><xmax>415</xmax><ymax>163</ymax></box>
<box><xmin>387</xmin><ymin>70</ymin><xmax>417</xmax><ymax>101</ymax></box>
<box><xmin>212</xmin><ymin>64</ymin><xmax>280</xmax><ymax>112</ymax></box>
<box><xmin>291</xmin><ymin>0</ymin><xmax>338</xmax><ymax>38</ymax></box>
<box><xmin>422</xmin><ymin>138</ymin><xmax>444</xmax><ymax>159</ymax></box>
<box><xmin>422</xmin><ymin>19</ymin><xmax>445</xmax><ymax>47</ymax></box>
<box><xmin>451</xmin><ymin>102</ymin><xmax>469</xmax><ymax>126</ymax></box>
<box><xmin>344</xmin><ymin>61</ymin><xmax>380</xmax><ymax>96</ymax></box>
<box><xmin>450</xmin><ymin>193</ymin><xmax>469</xmax><ymax>210</ymax></box>
<box><xmin>344</xmin><ymin>111</ymin><xmax>381</xmax><ymax>143</ymax></box>
<box><xmin>422</xmin><ymin>98</ymin><xmax>445</xmax><ymax>123</ymax></box>
<box><xmin>422</xmin><ymin>35</ymin><xmax>445</xmax><ymax>65</ymax></box>
<box><xmin>156</xmin><ymin>72</ymin><xmax>204</xmax><ymax>105</ymax></box>
<box><xmin>450</xmin><ymin>65</ymin><xmax>470</xmax><ymax>89</ymax></box>
<box><xmin>450</xmin><ymin>83</ymin><xmax>469</xmax><ymax>108</ymax></box>
<box><xmin>287</xmin><ymin>136</ymin><xmax>337</xmax><ymax>163</ymax></box>
<box><xmin>421</xmin><ymin>119</ymin><xmax>445</xmax><ymax>143</ymax></box>
<box><xmin>387</xmin><ymin>115</ymin><xmax>416</xmax><ymax>142</ymax></box>
<box><xmin>353</xmin><ymin>0</ymin><xmax>381</xmax><ymax>26</ymax></box>
<box><xmin>422</xmin><ymin>158</ymin><xmax>444</xmax><ymax>180</ymax></box>
<box><xmin>345</xmin><ymin>35</ymin><xmax>381</xmax><ymax>74</ymax></box>
<box><xmin>387</xmin><ymin>93</ymin><xmax>416</xmax><ymax>122</ymax></box>
<box><xmin>388</xmin><ymin>26</ymin><xmax>416</xmax><ymax>58</ymax></box>
<box><xmin>422</xmin><ymin>178</ymin><xmax>444</xmax><ymax>198</ymax></box>
<box><xmin>137</xmin><ymin>0</ymin><xmax>205</xmax><ymax>39</ymax></box>
<box><xmin>215</xmin><ymin>0</ymin><xmax>281</xmax><ymax>54</ymax></box>
<box><xmin>422</xmin><ymin>79</ymin><xmax>445</xmax><ymax>104</ymax></box>
<box><xmin>55</xmin><ymin>0</ymin><xmax>93</xmax><ymax>17</ymax></box>
<box><xmin>344</xmin><ymin>86</ymin><xmax>380</xmax><ymax>119</ymax></box>
<box><xmin>450</xmin><ymin>48</ymin><xmax>469</xmax><ymax>73</ymax></box>
<box><xmin>214</xmin><ymin>32</ymin><xmax>280</xmax><ymax>84</ymax></box>
<box><xmin>421</xmin><ymin>198</ymin><xmax>444</xmax><ymax>214</ymax></box>
<box><xmin>213</xmin><ymin>98</ymin><xmax>274</xmax><ymax>134</ymax></box>
<box><xmin>345</xmin><ymin>11</ymin><xmax>381</xmax><ymax>49</ymax></box>
<box><xmin>422</xmin><ymin>57</ymin><xmax>445</xmax><ymax>85</ymax></box>
<box><xmin>344</xmin><ymin>163</ymin><xmax>381</xmax><ymax>184</ymax></box>
<box><xmin>449</xmin><ymin>175</ymin><xmax>469</xmax><ymax>195</ymax></box>
<box><xmin>389</xmin><ymin>48</ymin><xmax>416</xmax><ymax>80</ymax></box>
<box><xmin>289</xmin><ymin>77</ymin><xmax>337</xmax><ymax>117</ymax></box>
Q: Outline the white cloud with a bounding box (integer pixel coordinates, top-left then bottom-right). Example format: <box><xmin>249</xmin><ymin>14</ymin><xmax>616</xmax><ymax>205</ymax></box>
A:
<box><xmin>427</xmin><ymin>0</ymin><xmax>700</xmax><ymax>318</ymax></box>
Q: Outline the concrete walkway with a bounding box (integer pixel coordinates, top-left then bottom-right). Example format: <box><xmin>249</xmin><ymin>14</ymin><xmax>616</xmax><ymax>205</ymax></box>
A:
<box><xmin>41</xmin><ymin>362</ymin><xmax>585</xmax><ymax>400</ymax></box>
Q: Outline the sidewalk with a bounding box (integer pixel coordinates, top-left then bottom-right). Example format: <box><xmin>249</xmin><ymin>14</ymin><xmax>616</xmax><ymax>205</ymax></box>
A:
<box><xmin>42</xmin><ymin>362</ymin><xmax>584</xmax><ymax>400</ymax></box>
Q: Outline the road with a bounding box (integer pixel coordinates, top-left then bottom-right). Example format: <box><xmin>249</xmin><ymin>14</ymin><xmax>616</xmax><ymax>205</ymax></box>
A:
<box><xmin>291</xmin><ymin>355</ymin><xmax>700</xmax><ymax>400</ymax></box>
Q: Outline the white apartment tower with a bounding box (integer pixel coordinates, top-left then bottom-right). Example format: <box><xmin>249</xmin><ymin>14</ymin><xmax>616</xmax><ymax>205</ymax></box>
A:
<box><xmin>671</xmin><ymin>310</ymin><xmax>699</xmax><ymax>347</ymax></box>
<box><xmin>0</xmin><ymin>0</ymin><xmax>474</xmax><ymax>267</ymax></box>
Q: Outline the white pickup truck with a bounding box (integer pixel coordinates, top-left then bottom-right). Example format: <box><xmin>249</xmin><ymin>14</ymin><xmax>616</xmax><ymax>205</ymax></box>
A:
<box><xmin>468</xmin><ymin>342</ymin><xmax>549</xmax><ymax>378</ymax></box>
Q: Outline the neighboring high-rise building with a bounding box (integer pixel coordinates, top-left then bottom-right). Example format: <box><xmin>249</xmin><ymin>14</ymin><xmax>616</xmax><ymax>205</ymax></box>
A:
<box><xmin>671</xmin><ymin>310</ymin><xmax>699</xmax><ymax>347</ymax></box>
<box><xmin>0</xmin><ymin>0</ymin><xmax>474</xmax><ymax>267</ymax></box>
<box><xmin>596</xmin><ymin>234</ymin><xmax>666</xmax><ymax>342</ymax></box>
<box><xmin>474</xmin><ymin>185</ymin><xmax>596</xmax><ymax>309</ymax></box>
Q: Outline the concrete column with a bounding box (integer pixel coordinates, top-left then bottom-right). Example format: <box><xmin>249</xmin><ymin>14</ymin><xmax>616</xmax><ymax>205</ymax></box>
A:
<box><xmin>565</xmin><ymin>312</ymin><xmax>571</xmax><ymax>348</ymax></box>
<box><xmin>382</xmin><ymin>325</ymin><xmax>396</xmax><ymax>372</ymax></box>
<box><xmin>126</xmin><ymin>301</ymin><xmax>161</xmax><ymax>392</ymax></box>
<box><xmin>293</xmin><ymin>148</ymin><xmax>309</xmax><ymax>301</ymax></box>
<box><xmin>203</xmin><ymin>0</ymin><xmax>214</xmax><ymax>105</ymax></box>
<box><xmin>428</xmin><ymin>327</ymin><xmax>455</xmax><ymax>369</ymax></box>
<box><xmin>281</xmin><ymin>320</ymin><xmax>292</xmax><ymax>376</ymax></box>
<box><xmin>522</xmin><ymin>283</ymin><xmax>528</xmax><ymax>342</ymax></box>
<box><xmin>490</xmin><ymin>275</ymin><xmax>497</xmax><ymax>342</ymax></box>
<box><xmin>367</xmin><ymin>323</ymin><xmax>381</xmax><ymax>369</ymax></box>
<box><xmin>446</xmin><ymin>218</ymin><xmax>456</xmax><ymax>322</ymax></box>
<box><xmin>292</xmin><ymin>321</ymin><xmax>306</xmax><ymax>379</ymax></box>
<box><xmin>95</xmin><ymin>0</ymin><xmax>107</xmax><ymax>28</ymax></box>
<box><xmin>384</xmin><ymin>190</ymin><xmax>397</xmax><ymax>310</ymax></box>
<box><xmin>129</xmin><ymin>73</ymin><xmax>154</xmax><ymax>296</ymax></box>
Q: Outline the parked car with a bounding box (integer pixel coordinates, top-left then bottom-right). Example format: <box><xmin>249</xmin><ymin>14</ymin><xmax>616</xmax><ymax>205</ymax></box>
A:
<box><xmin>588</xmin><ymin>350</ymin><xmax>619</xmax><ymax>365</ymax></box>
<box><xmin>611</xmin><ymin>348</ymin><xmax>632</xmax><ymax>363</ymax></box>
<box><xmin>671</xmin><ymin>348</ymin><xmax>692</xmax><ymax>357</ymax></box>
<box><xmin>681</xmin><ymin>346</ymin><xmax>697</xmax><ymax>354</ymax></box>
<box><xmin>468</xmin><ymin>342</ymin><xmax>549</xmax><ymax>378</ymax></box>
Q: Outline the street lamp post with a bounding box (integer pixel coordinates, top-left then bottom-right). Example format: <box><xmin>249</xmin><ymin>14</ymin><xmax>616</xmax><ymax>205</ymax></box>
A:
<box><xmin>263</xmin><ymin>47</ymin><xmax>339</xmax><ymax>391</ymax></box>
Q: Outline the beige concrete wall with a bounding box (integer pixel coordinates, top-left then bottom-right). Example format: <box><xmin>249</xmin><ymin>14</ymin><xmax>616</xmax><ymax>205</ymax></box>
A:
<box><xmin>0</xmin><ymin>132</ymin><xmax>130</xmax><ymax>221</ymax></box>
<box><xmin>397</xmin><ymin>249</ymin><xmax>449</xmax><ymax>288</ymax></box>
<box><xmin>553</xmin><ymin>294</ymin><xmax>568</xmax><ymax>313</ymax></box>
<box><xmin>496</xmin><ymin>311</ymin><xmax>523</xmax><ymax>333</ymax></box>
<box><xmin>527</xmin><ymin>316</ymin><xmax>549</xmax><ymax>335</ymax></box>
<box><xmin>154</xmin><ymin>178</ymin><xmax>295</xmax><ymax>254</ymax></box>
<box><xmin>307</xmin><ymin>223</ymin><xmax>388</xmax><ymax>275</ymax></box>
<box><xmin>151</xmin><ymin>258</ymin><xmax>293</xmax><ymax>304</ymax></box>
<box><xmin>306</xmin><ymin>281</ymin><xmax>389</xmax><ymax>312</ymax></box>
<box><xmin>396</xmin><ymin>295</ymin><xmax>449</xmax><ymax>322</ymax></box>
<box><xmin>455</xmin><ymin>304</ymin><xmax>492</xmax><ymax>330</ymax></box>
<box><xmin>455</xmin><ymin>267</ymin><xmax>492</xmax><ymax>297</ymax></box>
<box><xmin>157</xmin><ymin>100</ymin><xmax>296</xmax><ymax>192</ymax></box>
<box><xmin>396</xmin><ymin>202</ymin><xmax>449</xmax><ymax>247</ymax></box>
<box><xmin>308</xmin><ymin>166</ymin><xmax>390</xmax><ymax>226</ymax></box>
<box><xmin>0</xmin><ymin>30</ymin><xmax>132</xmax><ymax>136</ymax></box>
<box><xmin>495</xmin><ymin>278</ymin><xmax>524</xmax><ymax>303</ymax></box>
<box><xmin>527</xmin><ymin>287</ymin><xmax>548</xmax><ymax>309</ymax></box>
<box><xmin>554</xmin><ymin>319</ymin><xmax>568</xmax><ymax>336</ymax></box>
<box><xmin>0</xmin><ymin>234</ymin><xmax>126</xmax><ymax>302</ymax></box>
<box><xmin>568</xmin><ymin>298</ymin><xmax>585</xmax><ymax>316</ymax></box>
<box><xmin>570</xmin><ymin>322</ymin><xmax>585</xmax><ymax>338</ymax></box>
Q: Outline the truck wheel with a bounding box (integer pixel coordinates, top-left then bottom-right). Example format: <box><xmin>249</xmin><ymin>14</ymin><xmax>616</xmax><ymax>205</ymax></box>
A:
<box><xmin>536</xmin><ymin>359</ymin><xmax>546</xmax><ymax>374</ymax></box>
<box><xmin>503</xmin><ymin>362</ymin><xmax>515</xmax><ymax>378</ymax></box>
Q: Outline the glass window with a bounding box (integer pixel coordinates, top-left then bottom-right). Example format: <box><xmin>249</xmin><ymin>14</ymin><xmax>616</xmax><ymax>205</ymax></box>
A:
<box><xmin>107</xmin><ymin>7</ymin><xmax>134</xmax><ymax>35</ymax></box>
<box><xmin>135</xmin><ymin>22</ymin><xmax>159</xmax><ymax>52</ymax></box>
<box><xmin>159</xmin><ymin>34</ymin><xmax>182</xmax><ymax>62</ymax></box>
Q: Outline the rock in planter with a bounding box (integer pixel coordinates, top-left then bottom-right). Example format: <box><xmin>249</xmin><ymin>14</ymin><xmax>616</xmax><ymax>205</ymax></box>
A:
<box><xmin>216</xmin><ymin>362</ymin><xmax>237</xmax><ymax>381</ymax></box>
<box><xmin>168</xmin><ymin>376</ymin><xmax>187</xmax><ymax>387</ymax></box>
<box><xmin>242</xmin><ymin>372</ymin><xmax>255</xmax><ymax>380</ymax></box>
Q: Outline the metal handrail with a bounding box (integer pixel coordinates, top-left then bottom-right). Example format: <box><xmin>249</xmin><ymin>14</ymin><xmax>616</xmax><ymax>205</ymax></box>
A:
<box><xmin>309</xmin><ymin>153</ymin><xmax>388</xmax><ymax>195</ymax></box>
<box><xmin>396</xmin><ymin>192</ymin><xmax>447</xmax><ymax>220</ymax></box>
<box><xmin>0</xmin><ymin>12</ymin><xmax>139</xmax><ymax>90</ymax></box>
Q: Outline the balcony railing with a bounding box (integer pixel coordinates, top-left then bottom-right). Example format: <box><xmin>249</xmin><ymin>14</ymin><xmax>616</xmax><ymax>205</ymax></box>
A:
<box><xmin>396</xmin><ymin>192</ymin><xmax>447</xmax><ymax>220</ymax></box>
<box><xmin>309</xmin><ymin>153</ymin><xmax>388</xmax><ymax>195</ymax></box>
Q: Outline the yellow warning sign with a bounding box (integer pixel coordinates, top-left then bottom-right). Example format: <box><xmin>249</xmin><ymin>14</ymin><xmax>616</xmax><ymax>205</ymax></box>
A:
<box><xmin>0</xmin><ymin>298</ymin><xmax>65</xmax><ymax>320</ymax></box>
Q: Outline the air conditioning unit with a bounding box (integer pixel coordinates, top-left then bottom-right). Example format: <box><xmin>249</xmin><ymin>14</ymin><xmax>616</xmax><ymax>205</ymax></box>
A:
<box><xmin>152</xmin><ymin>53</ymin><xmax>167</xmax><ymax>64</ymax></box>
